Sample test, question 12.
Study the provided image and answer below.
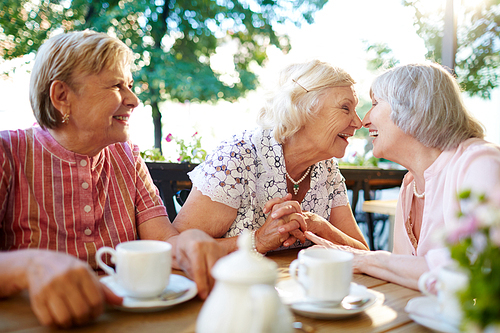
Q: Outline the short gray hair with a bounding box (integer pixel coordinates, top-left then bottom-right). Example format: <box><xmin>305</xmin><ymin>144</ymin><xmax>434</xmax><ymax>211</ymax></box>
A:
<box><xmin>371</xmin><ymin>63</ymin><xmax>484</xmax><ymax>150</ymax></box>
<box><xmin>30</xmin><ymin>30</ymin><xmax>134</xmax><ymax>129</ymax></box>
<box><xmin>257</xmin><ymin>59</ymin><xmax>355</xmax><ymax>143</ymax></box>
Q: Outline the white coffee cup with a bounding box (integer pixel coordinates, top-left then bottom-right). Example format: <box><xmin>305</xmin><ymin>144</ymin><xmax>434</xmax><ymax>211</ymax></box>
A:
<box><xmin>418</xmin><ymin>265</ymin><xmax>469</xmax><ymax>326</ymax></box>
<box><xmin>289</xmin><ymin>248</ymin><xmax>353</xmax><ymax>303</ymax></box>
<box><xmin>96</xmin><ymin>240</ymin><xmax>172</xmax><ymax>298</ymax></box>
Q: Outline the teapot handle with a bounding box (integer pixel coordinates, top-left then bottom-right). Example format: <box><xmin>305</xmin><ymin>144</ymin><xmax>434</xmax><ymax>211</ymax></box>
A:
<box><xmin>249</xmin><ymin>285</ymin><xmax>279</xmax><ymax>333</ymax></box>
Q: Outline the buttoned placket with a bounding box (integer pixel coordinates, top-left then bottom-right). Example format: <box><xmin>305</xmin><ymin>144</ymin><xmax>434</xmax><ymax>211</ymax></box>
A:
<box><xmin>78</xmin><ymin>157</ymin><xmax>95</xmax><ymax>240</ymax></box>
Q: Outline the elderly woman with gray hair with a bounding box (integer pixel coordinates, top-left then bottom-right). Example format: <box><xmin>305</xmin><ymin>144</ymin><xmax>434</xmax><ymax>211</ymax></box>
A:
<box><xmin>306</xmin><ymin>63</ymin><xmax>500</xmax><ymax>290</ymax></box>
<box><xmin>173</xmin><ymin>59</ymin><xmax>369</xmax><ymax>254</ymax></box>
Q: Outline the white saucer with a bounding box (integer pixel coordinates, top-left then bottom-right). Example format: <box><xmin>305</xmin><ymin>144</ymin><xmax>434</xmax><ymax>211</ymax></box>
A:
<box><xmin>101</xmin><ymin>274</ymin><xmax>197</xmax><ymax>312</ymax></box>
<box><xmin>275</xmin><ymin>279</ymin><xmax>379</xmax><ymax>319</ymax></box>
<box><xmin>405</xmin><ymin>297</ymin><xmax>459</xmax><ymax>333</ymax></box>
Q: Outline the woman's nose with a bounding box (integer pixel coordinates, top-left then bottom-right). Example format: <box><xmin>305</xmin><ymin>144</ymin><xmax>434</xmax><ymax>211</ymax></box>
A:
<box><xmin>124</xmin><ymin>89</ymin><xmax>140</xmax><ymax>108</ymax></box>
<box><xmin>352</xmin><ymin>113</ymin><xmax>362</xmax><ymax>130</ymax></box>
<box><xmin>362</xmin><ymin>109</ymin><xmax>372</xmax><ymax>128</ymax></box>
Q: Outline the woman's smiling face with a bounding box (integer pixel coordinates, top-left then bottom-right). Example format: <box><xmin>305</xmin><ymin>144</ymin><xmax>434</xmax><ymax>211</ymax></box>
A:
<box><xmin>362</xmin><ymin>94</ymin><xmax>406</xmax><ymax>161</ymax></box>
<box><xmin>301</xmin><ymin>85</ymin><xmax>362</xmax><ymax>159</ymax></box>
<box><xmin>64</xmin><ymin>64</ymin><xmax>140</xmax><ymax>154</ymax></box>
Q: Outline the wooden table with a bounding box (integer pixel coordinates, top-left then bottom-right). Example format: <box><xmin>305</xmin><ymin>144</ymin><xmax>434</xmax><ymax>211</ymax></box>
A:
<box><xmin>0</xmin><ymin>248</ymin><xmax>431</xmax><ymax>333</ymax></box>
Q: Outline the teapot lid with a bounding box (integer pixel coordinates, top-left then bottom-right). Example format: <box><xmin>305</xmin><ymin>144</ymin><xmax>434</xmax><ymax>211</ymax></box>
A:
<box><xmin>211</xmin><ymin>230</ymin><xmax>277</xmax><ymax>284</ymax></box>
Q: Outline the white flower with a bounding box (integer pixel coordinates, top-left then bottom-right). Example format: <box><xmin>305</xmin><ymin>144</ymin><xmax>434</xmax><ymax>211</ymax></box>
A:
<box><xmin>471</xmin><ymin>231</ymin><xmax>488</xmax><ymax>255</ymax></box>
<box><xmin>476</xmin><ymin>204</ymin><xmax>500</xmax><ymax>228</ymax></box>
<box><xmin>460</xmin><ymin>195</ymin><xmax>482</xmax><ymax>216</ymax></box>
<box><xmin>490</xmin><ymin>226</ymin><xmax>500</xmax><ymax>247</ymax></box>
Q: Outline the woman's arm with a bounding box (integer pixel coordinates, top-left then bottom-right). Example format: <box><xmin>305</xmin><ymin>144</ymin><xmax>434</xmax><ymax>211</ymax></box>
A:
<box><xmin>173</xmin><ymin>187</ymin><xmax>306</xmax><ymax>254</ymax></box>
<box><xmin>305</xmin><ymin>231</ymin><xmax>428</xmax><ymax>289</ymax></box>
<box><xmin>305</xmin><ymin>205</ymin><xmax>369</xmax><ymax>250</ymax></box>
<box><xmin>172</xmin><ymin>187</ymin><xmax>241</xmax><ymax>253</ymax></box>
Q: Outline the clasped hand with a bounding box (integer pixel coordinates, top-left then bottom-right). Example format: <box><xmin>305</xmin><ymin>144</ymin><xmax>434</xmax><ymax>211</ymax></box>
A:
<box><xmin>256</xmin><ymin>193</ymin><xmax>307</xmax><ymax>253</ymax></box>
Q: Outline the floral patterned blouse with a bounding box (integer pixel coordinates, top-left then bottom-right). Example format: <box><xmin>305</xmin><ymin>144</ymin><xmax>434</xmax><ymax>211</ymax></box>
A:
<box><xmin>188</xmin><ymin>128</ymin><xmax>349</xmax><ymax>249</ymax></box>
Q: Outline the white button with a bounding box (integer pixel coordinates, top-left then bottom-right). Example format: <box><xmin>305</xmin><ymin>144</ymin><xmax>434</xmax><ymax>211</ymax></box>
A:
<box><xmin>80</xmin><ymin>160</ymin><xmax>88</xmax><ymax>167</ymax></box>
<box><xmin>84</xmin><ymin>205</ymin><xmax>91</xmax><ymax>213</ymax></box>
<box><xmin>82</xmin><ymin>182</ymin><xmax>89</xmax><ymax>189</ymax></box>
<box><xmin>84</xmin><ymin>228</ymin><xmax>92</xmax><ymax>236</ymax></box>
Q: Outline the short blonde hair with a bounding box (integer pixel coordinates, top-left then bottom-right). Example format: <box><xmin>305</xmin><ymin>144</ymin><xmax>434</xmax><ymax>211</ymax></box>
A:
<box><xmin>29</xmin><ymin>30</ymin><xmax>134</xmax><ymax>129</ymax></box>
<box><xmin>257</xmin><ymin>59</ymin><xmax>355</xmax><ymax>143</ymax></box>
<box><xmin>371</xmin><ymin>63</ymin><xmax>484</xmax><ymax>150</ymax></box>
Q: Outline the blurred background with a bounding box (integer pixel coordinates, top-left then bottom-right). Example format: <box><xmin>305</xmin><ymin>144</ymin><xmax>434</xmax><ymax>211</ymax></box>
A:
<box><xmin>2</xmin><ymin>0</ymin><xmax>499</xmax><ymax>249</ymax></box>
<box><xmin>1</xmin><ymin>0</ymin><xmax>499</xmax><ymax>164</ymax></box>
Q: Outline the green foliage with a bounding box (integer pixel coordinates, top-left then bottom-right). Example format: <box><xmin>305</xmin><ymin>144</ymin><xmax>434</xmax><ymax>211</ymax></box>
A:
<box><xmin>353</xmin><ymin>96</ymin><xmax>373</xmax><ymax>139</ymax></box>
<box><xmin>403</xmin><ymin>0</ymin><xmax>500</xmax><ymax>99</ymax></box>
<box><xmin>364</xmin><ymin>41</ymin><xmax>400</xmax><ymax>71</ymax></box>
<box><xmin>140</xmin><ymin>148</ymin><xmax>166</xmax><ymax>162</ymax></box>
<box><xmin>338</xmin><ymin>154</ymin><xmax>378</xmax><ymax>167</ymax></box>
<box><xmin>165</xmin><ymin>132</ymin><xmax>207</xmax><ymax>163</ymax></box>
<box><xmin>0</xmin><ymin>0</ymin><xmax>328</xmax><ymax>150</ymax></box>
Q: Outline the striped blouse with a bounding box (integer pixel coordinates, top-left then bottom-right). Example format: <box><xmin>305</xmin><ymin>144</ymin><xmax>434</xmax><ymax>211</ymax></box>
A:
<box><xmin>0</xmin><ymin>127</ymin><xmax>167</xmax><ymax>270</ymax></box>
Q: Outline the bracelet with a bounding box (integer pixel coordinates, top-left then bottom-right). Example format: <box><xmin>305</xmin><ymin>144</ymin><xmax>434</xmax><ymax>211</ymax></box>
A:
<box><xmin>251</xmin><ymin>230</ymin><xmax>261</xmax><ymax>255</ymax></box>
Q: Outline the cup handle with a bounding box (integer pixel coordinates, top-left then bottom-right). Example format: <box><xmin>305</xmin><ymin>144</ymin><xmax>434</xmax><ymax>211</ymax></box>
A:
<box><xmin>418</xmin><ymin>271</ymin><xmax>437</xmax><ymax>297</ymax></box>
<box><xmin>289</xmin><ymin>259</ymin><xmax>309</xmax><ymax>294</ymax></box>
<box><xmin>289</xmin><ymin>259</ymin><xmax>300</xmax><ymax>282</ymax></box>
<box><xmin>95</xmin><ymin>247</ymin><xmax>117</xmax><ymax>276</ymax></box>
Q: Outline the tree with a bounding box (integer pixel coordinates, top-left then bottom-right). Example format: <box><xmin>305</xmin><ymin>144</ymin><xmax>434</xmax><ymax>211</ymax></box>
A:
<box><xmin>402</xmin><ymin>0</ymin><xmax>500</xmax><ymax>99</ymax></box>
<box><xmin>0</xmin><ymin>0</ymin><xmax>327</xmax><ymax>151</ymax></box>
<box><xmin>364</xmin><ymin>41</ymin><xmax>400</xmax><ymax>72</ymax></box>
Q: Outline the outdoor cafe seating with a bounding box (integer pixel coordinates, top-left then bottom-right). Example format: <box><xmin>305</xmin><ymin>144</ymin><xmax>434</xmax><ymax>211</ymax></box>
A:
<box><xmin>1</xmin><ymin>163</ymin><xmax>466</xmax><ymax>333</ymax></box>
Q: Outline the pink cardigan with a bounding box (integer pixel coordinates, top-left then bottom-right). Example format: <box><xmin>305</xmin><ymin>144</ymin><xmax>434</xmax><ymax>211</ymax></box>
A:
<box><xmin>392</xmin><ymin>138</ymin><xmax>500</xmax><ymax>269</ymax></box>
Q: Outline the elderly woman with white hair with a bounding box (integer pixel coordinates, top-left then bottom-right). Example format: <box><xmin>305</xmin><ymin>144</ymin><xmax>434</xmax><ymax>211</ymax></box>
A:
<box><xmin>306</xmin><ymin>63</ymin><xmax>500</xmax><ymax>290</ymax></box>
<box><xmin>173</xmin><ymin>59</ymin><xmax>369</xmax><ymax>254</ymax></box>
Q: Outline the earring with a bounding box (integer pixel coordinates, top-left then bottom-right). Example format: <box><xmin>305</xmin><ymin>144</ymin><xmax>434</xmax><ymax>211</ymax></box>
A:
<box><xmin>61</xmin><ymin>113</ymin><xmax>70</xmax><ymax>124</ymax></box>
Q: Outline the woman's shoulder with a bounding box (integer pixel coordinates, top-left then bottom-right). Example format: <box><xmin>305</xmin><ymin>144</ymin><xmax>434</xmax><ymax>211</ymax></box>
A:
<box><xmin>216</xmin><ymin>129</ymin><xmax>256</xmax><ymax>149</ymax></box>
<box><xmin>452</xmin><ymin>138</ymin><xmax>500</xmax><ymax>163</ymax></box>
<box><xmin>0</xmin><ymin>128</ymin><xmax>36</xmax><ymax>151</ymax></box>
<box><xmin>461</xmin><ymin>138</ymin><xmax>500</xmax><ymax>153</ymax></box>
<box><xmin>207</xmin><ymin>129</ymin><xmax>259</xmax><ymax>161</ymax></box>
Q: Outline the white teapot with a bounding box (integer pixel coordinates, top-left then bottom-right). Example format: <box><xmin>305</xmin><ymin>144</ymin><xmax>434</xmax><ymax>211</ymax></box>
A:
<box><xmin>196</xmin><ymin>230</ymin><xmax>293</xmax><ymax>333</ymax></box>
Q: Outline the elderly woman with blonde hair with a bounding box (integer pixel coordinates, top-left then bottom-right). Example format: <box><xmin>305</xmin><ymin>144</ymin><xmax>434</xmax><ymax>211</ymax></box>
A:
<box><xmin>306</xmin><ymin>63</ymin><xmax>500</xmax><ymax>290</ymax></box>
<box><xmin>173</xmin><ymin>59</ymin><xmax>369</xmax><ymax>254</ymax></box>
<box><xmin>0</xmin><ymin>30</ymin><xmax>224</xmax><ymax>328</ymax></box>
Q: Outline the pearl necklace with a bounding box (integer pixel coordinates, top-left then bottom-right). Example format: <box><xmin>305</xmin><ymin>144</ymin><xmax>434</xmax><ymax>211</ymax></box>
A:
<box><xmin>286</xmin><ymin>166</ymin><xmax>311</xmax><ymax>195</ymax></box>
<box><xmin>413</xmin><ymin>180</ymin><xmax>425</xmax><ymax>199</ymax></box>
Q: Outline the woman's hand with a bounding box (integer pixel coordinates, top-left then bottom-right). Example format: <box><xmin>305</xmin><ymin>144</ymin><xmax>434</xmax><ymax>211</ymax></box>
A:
<box><xmin>305</xmin><ymin>231</ymin><xmax>369</xmax><ymax>273</ymax></box>
<box><xmin>256</xmin><ymin>194</ymin><xmax>307</xmax><ymax>253</ymax></box>
<box><xmin>20</xmin><ymin>250</ymin><xmax>122</xmax><ymax>328</ymax></box>
<box><xmin>303</xmin><ymin>207</ymin><xmax>369</xmax><ymax>251</ymax></box>
<box><xmin>175</xmin><ymin>229</ymin><xmax>227</xmax><ymax>300</ymax></box>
